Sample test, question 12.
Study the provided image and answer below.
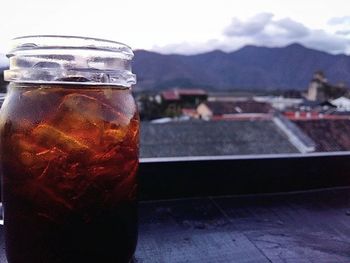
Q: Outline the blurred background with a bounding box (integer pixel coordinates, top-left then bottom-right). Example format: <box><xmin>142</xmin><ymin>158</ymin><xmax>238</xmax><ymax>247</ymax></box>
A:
<box><xmin>1</xmin><ymin>0</ymin><xmax>350</xmax><ymax>158</ymax></box>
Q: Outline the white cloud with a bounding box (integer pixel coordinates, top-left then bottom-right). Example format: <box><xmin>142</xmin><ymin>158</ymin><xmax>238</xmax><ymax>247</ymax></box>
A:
<box><xmin>223</xmin><ymin>14</ymin><xmax>311</xmax><ymax>41</ymax></box>
<box><xmin>152</xmin><ymin>13</ymin><xmax>350</xmax><ymax>55</ymax></box>
<box><xmin>224</xmin><ymin>14</ymin><xmax>310</xmax><ymax>40</ymax></box>
<box><xmin>336</xmin><ymin>30</ymin><xmax>350</xmax><ymax>36</ymax></box>
<box><xmin>224</xmin><ymin>13</ymin><xmax>274</xmax><ymax>37</ymax></box>
<box><xmin>328</xmin><ymin>16</ymin><xmax>350</xmax><ymax>25</ymax></box>
<box><xmin>1</xmin><ymin>0</ymin><xmax>349</xmax><ymax>56</ymax></box>
<box><xmin>273</xmin><ymin>18</ymin><xmax>309</xmax><ymax>38</ymax></box>
<box><xmin>303</xmin><ymin>30</ymin><xmax>350</xmax><ymax>53</ymax></box>
<box><xmin>151</xmin><ymin>39</ymin><xmax>248</xmax><ymax>55</ymax></box>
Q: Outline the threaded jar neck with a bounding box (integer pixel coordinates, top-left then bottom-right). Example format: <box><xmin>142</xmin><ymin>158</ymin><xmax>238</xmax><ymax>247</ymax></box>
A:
<box><xmin>4</xmin><ymin>35</ymin><xmax>136</xmax><ymax>87</ymax></box>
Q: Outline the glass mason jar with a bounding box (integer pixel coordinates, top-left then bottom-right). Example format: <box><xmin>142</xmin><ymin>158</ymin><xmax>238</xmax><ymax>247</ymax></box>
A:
<box><xmin>0</xmin><ymin>36</ymin><xmax>139</xmax><ymax>263</ymax></box>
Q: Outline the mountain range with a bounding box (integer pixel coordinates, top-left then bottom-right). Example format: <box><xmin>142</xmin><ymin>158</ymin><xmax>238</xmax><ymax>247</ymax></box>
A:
<box><xmin>1</xmin><ymin>43</ymin><xmax>350</xmax><ymax>92</ymax></box>
<box><xmin>133</xmin><ymin>43</ymin><xmax>350</xmax><ymax>91</ymax></box>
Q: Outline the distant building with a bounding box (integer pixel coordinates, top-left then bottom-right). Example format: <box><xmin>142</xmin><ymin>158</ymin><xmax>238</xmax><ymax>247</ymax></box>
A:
<box><xmin>160</xmin><ymin>88</ymin><xmax>208</xmax><ymax>117</ymax></box>
<box><xmin>307</xmin><ymin>71</ymin><xmax>327</xmax><ymax>101</ymax></box>
<box><xmin>331</xmin><ymin>97</ymin><xmax>350</xmax><ymax>112</ymax></box>
<box><xmin>197</xmin><ymin>100</ymin><xmax>273</xmax><ymax>120</ymax></box>
<box><xmin>283</xmin><ymin>99</ymin><xmax>339</xmax><ymax>120</ymax></box>
<box><xmin>181</xmin><ymin>108</ymin><xmax>198</xmax><ymax>118</ymax></box>
<box><xmin>161</xmin><ymin>88</ymin><xmax>208</xmax><ymax>107</ymax></box>
<box><xmin>307</xmin><ymin>71</ymin><xmax>347</xmax><ymax>101</ymax></box>
<box><xmin>299</xmin><ymin>100</ymin><xmax>335</xmax><ymax>110</ymax></box>
<box><xmin>253</xmin><ymin>96</ymin><xmax>303</xmax><ymax>111</ymax></box>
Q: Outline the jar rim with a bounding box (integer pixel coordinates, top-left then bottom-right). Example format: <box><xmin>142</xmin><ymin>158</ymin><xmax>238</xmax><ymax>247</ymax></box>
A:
<box><xmin>8</xmin><ymin>35</ymin><xmax>134</xmax><ymax>60</ymax></box>
<box><xmin>5</xmin><ymin>35</ymin><xmax>136</xmax><ymax>87</ymax></box>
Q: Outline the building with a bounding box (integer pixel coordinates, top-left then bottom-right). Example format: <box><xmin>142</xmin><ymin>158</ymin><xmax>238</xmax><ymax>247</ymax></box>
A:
<box><xmin>161</xmin><ymin>88</ymin><xmax>208</xmax><ymax>107</ymax></box>
<box><xmin>160</xmin><ymin>88</ymin><xmax>208</xmax><ymax>117</ymax></box>
<box><xmin>253</xmin><ymin>96</ymin><xmax>303</xmax><ymax>111</ymax></box>
<box><xmin>307</xmin><ymin>71</ymin><xmax>347</xmax><ymax>101</ymax></box>
<box><xmin>140</xmin><ymin>113</ymin><xmax>350</xmax><ymax>157</ymax></box>
<box><xmin>331</xmin><ymin>97</ymin><xmax>350</xmax><ymax>112</ymax></box>
<box><xmin>197</xmin><ymin>100</ymin><xmax>273</xmax><ymax>120</ymax></box>
<box><xmin>181</xmin><ymin>108</ymin><xmax>198</xmax><ymax>118</ymax></box>
<box><xmin>307</xmin><ymin>71</ymin><xmax>327</xmax><ymax>101</ymax></box>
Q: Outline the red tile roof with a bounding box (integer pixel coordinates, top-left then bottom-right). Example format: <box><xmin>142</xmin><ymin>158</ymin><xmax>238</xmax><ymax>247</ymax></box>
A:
<box><xmin>293</xmin><ymin>119</ymin><xmax>350</xmax><ymax>152</ymax></box>
<box><xmin>161</xmin><ymin>88</ymin><xmax>207</xmax><ymax>101</ymax></box>
<box><xmin>284</xmin><ymin>111</ymin><xmax>350</xmax><ymax>120</ymax></box>
<box><xmin>162</xmin><ymin>90</ymin><xmax>180</xmax><ymax>100</ymax></box>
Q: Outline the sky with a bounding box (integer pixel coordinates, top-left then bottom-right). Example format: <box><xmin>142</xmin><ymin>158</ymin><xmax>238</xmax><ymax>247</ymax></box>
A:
<box><xmin>1</xmin><ymin>0</ymin><xmax>350</xmax><ymax>64</ymax></box>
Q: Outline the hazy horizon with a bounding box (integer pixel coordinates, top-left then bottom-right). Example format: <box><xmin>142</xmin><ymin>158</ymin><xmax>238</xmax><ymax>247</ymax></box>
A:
<box><xmin>0</xmin><ymin>0</ymin><xmax>349</xmax><ymax>57</ymax></box>
<box><xmin>1</xmin><ymin>41</ymin><xmax>350</xmax><ymax>68</ymax></box>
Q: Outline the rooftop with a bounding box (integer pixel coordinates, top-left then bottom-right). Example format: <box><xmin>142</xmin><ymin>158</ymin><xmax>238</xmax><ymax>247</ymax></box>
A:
<box><xmin>293</xmin><ymin>119</ymin><xmax>350</xmax><ymax>152</ymax></box>
<box><xmin>161</xmin><ymin>89</ymin><xmax>208</xmax><ymax>101</ymax></box>
<box><xmin>203</xmin><ymin>100</ymin><xmax>273</xmax><ymax>115</ymax></box>
<box><xmin>140</xmin><ymin>120</ymin><xmax>298</xmax><ymax>158</ymax></box>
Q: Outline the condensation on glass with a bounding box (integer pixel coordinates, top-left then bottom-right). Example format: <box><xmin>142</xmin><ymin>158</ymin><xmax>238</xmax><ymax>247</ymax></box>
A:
<box><xmin>0</xmin><ymin>35</ymin><xmax>139</xmax><ymax>263</ymax></box>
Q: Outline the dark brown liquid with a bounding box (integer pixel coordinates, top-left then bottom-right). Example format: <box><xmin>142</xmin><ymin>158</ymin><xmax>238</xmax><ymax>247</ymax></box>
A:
<box><xmin>0</xmin><ymin>84</ymin><xmax>139</xmax><ymax>263</ymax></box>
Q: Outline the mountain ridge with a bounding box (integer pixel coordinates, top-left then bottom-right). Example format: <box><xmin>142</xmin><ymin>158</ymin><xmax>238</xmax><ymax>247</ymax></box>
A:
<box><xmin>133</xmin><ymin>43</ymin><xmax>350</xmax><ymax>91</ymax></box>
<box><xmin>1</xmin><ymin>43</ymin><xmax>349</xmax><ymax>91</ymax></box>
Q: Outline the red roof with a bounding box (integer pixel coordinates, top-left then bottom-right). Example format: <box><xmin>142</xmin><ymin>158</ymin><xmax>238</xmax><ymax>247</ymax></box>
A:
<box><xmin>162</xmin><ymin>90</ymin><xmax>180</xmax><ymax>100</ymax></box>
<box><xmin>161</xmin><ymin>88</ymin><xmax>207</xmax><ymax>101</ymax></box>
<box><xmin>293</xmin><ymin>119</ymin><xmax>350</xmax><ymax>152</ymax></box>
<box><xmin>284</xmin><ymin>111</ymin><xmax>350</xmax><ymax>120</ymax></box>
